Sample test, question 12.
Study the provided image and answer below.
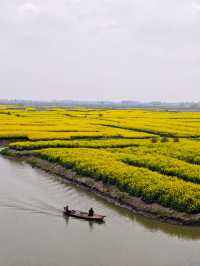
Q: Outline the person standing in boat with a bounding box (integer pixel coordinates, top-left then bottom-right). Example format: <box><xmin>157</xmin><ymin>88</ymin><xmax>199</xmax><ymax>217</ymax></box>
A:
<box><xmin>88</xmin><ymin>208</ymin><xmax>94</xmax><ymax>216</ymax></box>
<box><xmin>65</xmin><ymin>205</ymin><xmax>71</xmax><ymax>213</ymax></box>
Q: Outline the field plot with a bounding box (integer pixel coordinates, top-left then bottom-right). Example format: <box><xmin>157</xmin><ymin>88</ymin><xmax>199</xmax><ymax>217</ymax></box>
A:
<box><xmin>1</xmin><ymin>106</ymin><xmax>200</xmax><ymax>214</ymax></box>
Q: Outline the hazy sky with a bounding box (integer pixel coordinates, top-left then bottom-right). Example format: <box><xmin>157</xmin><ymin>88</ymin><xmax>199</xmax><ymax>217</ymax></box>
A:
<box><xmin>0</xmin><ymin>0</ymin><xmax>200</xmax><ymax>101</ymax></box>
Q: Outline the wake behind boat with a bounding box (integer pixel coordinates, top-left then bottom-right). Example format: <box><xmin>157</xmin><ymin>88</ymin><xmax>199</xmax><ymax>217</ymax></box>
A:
<box><xmin>63</xmin><ymin>206</ymin><xmax>105</xmax><ymax>222</ymax></box>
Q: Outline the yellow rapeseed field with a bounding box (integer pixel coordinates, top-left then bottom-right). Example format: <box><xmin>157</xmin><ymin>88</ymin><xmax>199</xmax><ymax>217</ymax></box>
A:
<box><xmin>1</xmin><ymin>105</ymin><xmax>200</xmax><ymax>213</ymax></box>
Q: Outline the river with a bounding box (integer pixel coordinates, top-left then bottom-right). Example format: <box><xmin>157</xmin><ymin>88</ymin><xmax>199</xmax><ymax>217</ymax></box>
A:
<box><xmin>0</xmin><ymin>155</ymin><xmax>200</xmax><ymax>266</ymax></box>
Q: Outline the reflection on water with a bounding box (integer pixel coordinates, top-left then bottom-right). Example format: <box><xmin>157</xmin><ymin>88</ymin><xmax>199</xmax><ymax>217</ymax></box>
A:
<box><xmin>63</xmin><ymin>215</ymin><xmax>103</xmax><ymax>232</ymax></box>
<box><xmin>101</xmin><ymin>200</ymin><xmax>200</xmax><ymax>241</ymax></box>
<box><xmin>0</xmin><ymin>155</ymin><xmax>200</xmax><ymax>266</ymax></box>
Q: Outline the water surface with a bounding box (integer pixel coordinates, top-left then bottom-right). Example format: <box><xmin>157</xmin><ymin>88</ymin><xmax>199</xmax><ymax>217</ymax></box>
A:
<box><xmin>0</xmin><ymin>155</ymin><xmax>200</xmax><ymax>266</ymax></box>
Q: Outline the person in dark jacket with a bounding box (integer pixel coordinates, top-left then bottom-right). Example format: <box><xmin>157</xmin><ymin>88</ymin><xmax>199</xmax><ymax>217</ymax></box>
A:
<box><xmin>65</xmin><ymin>205</ymin><xmax>71</xmax><ymax>213</ymax></box>
<box><xmin>88</xmin><ymin>208</ymin><xmax>94</xmax><ymax>216</ymax></box>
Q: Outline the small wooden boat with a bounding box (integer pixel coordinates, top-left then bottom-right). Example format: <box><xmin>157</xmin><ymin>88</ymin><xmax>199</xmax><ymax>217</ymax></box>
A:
<box><xmin>63</xmin><ymin>207</ymin><xmax>105</xmax><ymax>222</ymax></box>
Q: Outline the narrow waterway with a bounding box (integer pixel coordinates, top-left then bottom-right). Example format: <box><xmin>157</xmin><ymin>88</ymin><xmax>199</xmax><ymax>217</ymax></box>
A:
<box><xmin>0</xmin><ymin>155</ymin><xmax>200</xmax><ymax>266</ymax></box>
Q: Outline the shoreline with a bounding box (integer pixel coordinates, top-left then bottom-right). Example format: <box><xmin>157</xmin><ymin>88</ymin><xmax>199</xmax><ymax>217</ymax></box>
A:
<box><xmin>1</xmin><ymin>147</ymin><xmax>200</xmax><ymax>226</ymax></box>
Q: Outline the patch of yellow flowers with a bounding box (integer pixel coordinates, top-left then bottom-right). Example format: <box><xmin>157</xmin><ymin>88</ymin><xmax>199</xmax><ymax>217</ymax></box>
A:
<box><xmin>1</xmin><ymin>106</ymin><xmax>200</xmax><ymax>213</ymax></box>
<box><xmin>37</xmin><ymin>148</ymin><xmax>200</xmax><ymax>213</ymax></box>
